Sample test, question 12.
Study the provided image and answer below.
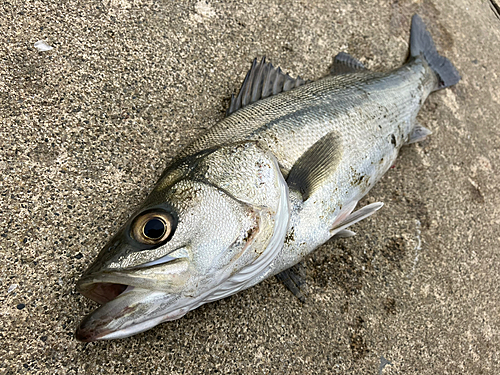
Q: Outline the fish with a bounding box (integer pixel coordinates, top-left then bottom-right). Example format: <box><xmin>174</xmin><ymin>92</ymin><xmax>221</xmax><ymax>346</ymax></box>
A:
<box><xmin>75</xmin><ymin>15</ymin><xmax>460</xmax><ymax>342</ymax></box>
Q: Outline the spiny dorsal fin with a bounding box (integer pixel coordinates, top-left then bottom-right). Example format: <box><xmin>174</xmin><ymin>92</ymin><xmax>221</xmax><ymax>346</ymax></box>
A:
<box><xmin>287</xmin><ymin>131</ymin><xmax>343</xmax><ymax>201</ymax></box>
<box><xmin>226</xmin><ymin>57</ymin><xmax>306</xmax><ymax>116</ymax></box>
<box><xmin>330</xmin><ymin>52</ymin><xmax>366</xmax><ymax>75</ymax></box>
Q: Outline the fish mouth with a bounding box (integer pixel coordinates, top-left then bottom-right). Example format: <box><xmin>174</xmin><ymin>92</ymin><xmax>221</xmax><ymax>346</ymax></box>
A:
<box><xmin>76</xmin><ymin>270</ymin><xmax>144</xmax><ymax>306</ymax></box>
<box><xmin>75</xmin><ymin>258</ymin><xmax>193</xmax><ymax>342</ymax></box>
<box><xmin>75</xmin><ymin>265</ymin><xmax>193</xmax><ymax>342</ymax></box>
<box><xmin>76</xmin><ymin>278</ymin><xmax>140</xmax><ymax>342</ymax></box>
<box><xmin>78</xmin><ymin>282</ymin><xmax>129</xmax><ymax>305</ymax></box>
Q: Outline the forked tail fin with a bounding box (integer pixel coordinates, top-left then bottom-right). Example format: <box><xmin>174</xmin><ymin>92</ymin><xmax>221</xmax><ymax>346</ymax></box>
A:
<box><xmin>410</xmin><ymin>14</ymin><xmax>460</xmax><ymax>91</ymax></box>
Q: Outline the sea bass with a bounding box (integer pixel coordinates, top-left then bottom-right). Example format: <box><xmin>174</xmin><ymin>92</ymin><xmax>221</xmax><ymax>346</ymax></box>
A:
<box><xmin>75</xmin><ymin>15</ymin><xmax>460</xmax><ymax>342</ymax></box>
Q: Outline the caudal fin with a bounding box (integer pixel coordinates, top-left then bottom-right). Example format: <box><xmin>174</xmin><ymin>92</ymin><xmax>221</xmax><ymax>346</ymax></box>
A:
<box><xmin>410</xmin><ymin>14</ymin><xmax>460</xmax><ymax>90</ymax></box>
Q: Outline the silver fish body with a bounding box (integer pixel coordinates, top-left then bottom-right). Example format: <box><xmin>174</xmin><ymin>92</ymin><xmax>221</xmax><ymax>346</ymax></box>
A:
<box><xmin>75</xmin><ymin>15</ymin><xmax>460</xmax><ymax>342</ymax></box>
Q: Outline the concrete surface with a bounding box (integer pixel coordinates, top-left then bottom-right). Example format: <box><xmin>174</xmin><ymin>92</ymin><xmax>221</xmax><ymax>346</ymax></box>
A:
<box><xmin>1</xmin><ymin>0</ymin><xmax>499</xmax><ymax>373</ymax></box>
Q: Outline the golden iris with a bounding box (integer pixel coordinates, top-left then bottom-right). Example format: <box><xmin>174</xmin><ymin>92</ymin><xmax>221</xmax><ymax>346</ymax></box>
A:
<box><xmin>132</xmin><ymin>211</ymin><xmax>173</xmax><ymax>245</ymax></box>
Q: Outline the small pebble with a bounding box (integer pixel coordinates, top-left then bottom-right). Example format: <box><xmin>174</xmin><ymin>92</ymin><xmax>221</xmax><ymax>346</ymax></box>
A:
<box><xmin>34</xmin><ymin>40</ymin><xmax>53</xmax><ymax>51</ymax></box>
<box><xmin>8</xmin><ymin>284</ymin><xmax>18</xmax><ymax>293</ymax></box>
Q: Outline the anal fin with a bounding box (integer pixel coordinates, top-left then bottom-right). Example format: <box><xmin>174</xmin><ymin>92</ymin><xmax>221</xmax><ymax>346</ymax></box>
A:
<box><xmin>276</xmin><ymin>261</ymin><xmax>308</xmax><ymax>303</ymax></box>
<box><xmin>406</xmin><ymin>123</ymin><xmax>432</xmax><ymax>144</ymax></box>
<box><xmin>332</xmin><ymin>229</ymin><xmax>357</xmax><ymax>239</ymax></box>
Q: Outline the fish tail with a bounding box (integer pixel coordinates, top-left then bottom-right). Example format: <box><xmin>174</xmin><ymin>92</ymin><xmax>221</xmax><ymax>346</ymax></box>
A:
<box><xmin>410</xmin><ymin>14</ymin><xmax>460</xmax><ymax>91</ymax></box>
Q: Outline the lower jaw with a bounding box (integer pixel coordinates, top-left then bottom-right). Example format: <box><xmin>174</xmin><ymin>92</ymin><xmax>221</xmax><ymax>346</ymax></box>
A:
<box><xmin>88</xmin><ymin>311</ymin><xmax>187</xmax><ymax>341</ymax></box>
<box><xmin>75</xmin><ymin>288</ymin><xmax>187</xmax><ymax>342</ymax></box>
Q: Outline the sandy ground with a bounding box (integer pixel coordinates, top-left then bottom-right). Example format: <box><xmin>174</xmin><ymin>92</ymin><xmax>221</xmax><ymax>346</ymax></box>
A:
<box><xmin>1</xmin><ymin>0</ymin><xmax>500</xmax><ymax>373</ymax></box>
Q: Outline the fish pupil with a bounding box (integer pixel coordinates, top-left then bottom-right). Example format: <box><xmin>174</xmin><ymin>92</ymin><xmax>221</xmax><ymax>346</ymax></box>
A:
<box><xmin>143</xmin><ymin>219</ymin><xmax>165</xmax><ymax>239</ymax></box>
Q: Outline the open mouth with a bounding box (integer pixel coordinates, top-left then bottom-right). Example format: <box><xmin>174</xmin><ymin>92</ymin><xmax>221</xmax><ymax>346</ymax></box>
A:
<box><xmin>75</xmin><ymin>282</ymin><xmax>152</xmax><ymax>342</ymax></box>
<box><xmin>75</xmin><ymin>283</ymin><xmax>185</xmax><ymax>342</ymax></box>
<box><xmin>79</xmin><ymin>282</ymin><xmax>130</xmax><ymax>305</ymax></box>
<box><xmin>75</xmin><ymin>258</ymin><xmax>192</xmax><ymax>342</ymax></box>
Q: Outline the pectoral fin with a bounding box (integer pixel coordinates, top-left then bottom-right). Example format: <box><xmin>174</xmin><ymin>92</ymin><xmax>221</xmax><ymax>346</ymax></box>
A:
<box><xmin>276</xmin><ymin>261</ymin><xmax>308</xmax><ymax>303</ymax></box>
<box><xmin>287</xmin><ymin>131</ymin><xmax>343</xmax><ymax>201</ymax></box>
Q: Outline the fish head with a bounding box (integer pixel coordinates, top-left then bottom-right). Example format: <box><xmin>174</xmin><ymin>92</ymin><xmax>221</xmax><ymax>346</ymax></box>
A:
<box><xmin>76</xmin><ymin>143</ymin><xmax>289</xmax><ymax>341</ymax></box>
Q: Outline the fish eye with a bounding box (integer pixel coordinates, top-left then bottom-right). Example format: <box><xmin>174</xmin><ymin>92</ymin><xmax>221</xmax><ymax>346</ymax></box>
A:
<box><xmin>131</xmin><ymin>211</ymin><xmax>174</xmax><ymax>245</ymax></box>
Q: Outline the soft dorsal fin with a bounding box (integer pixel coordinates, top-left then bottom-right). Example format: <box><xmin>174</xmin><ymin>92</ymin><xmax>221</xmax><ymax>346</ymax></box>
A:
<box><xmin>226</xmin><ymin>57</ymin><xmax>306</xmax><ymax>116</ymax></box>
<box><xmin>330</xmin><ymin>52</ymin><xmax>366</xmax><ymax>75</ymax></box>
<box><xmin>287</xmin><ymin>131</ymin><xmax>343</xmax><ymax>201</ymax></box>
